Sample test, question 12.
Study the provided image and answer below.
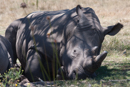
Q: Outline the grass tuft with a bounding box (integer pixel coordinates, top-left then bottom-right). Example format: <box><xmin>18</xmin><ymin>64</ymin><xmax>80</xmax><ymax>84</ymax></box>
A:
<box><xmin>0</xmin><ymin>67</ymin><xmax>22</xmax><ymax>87</ymax></box>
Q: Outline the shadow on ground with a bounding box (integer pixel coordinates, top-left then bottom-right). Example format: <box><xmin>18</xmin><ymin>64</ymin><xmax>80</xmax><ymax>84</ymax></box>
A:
<box><xmin>17</xmin><ymin>61</ymin><xmax>130</xmax><ymax>87</ymax></box>
<box><xmin>96</xmin><ymin>61</ymin><xmax>130</xmax><ymax>80</ymax></box>
<box><xmin>1</xmin><ymin>61</ymin><xmax>130</xmax><ymax>87</ymax></box>
<box><xmin>91</xmin><ymin>61</ymin><xmax>130</xmax><ymax>87</ymax></box>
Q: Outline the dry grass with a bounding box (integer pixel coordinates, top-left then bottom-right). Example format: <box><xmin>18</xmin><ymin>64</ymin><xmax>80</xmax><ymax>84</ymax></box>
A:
<box><xmin>0</xmin><ymin>0</ymin><xmax>130</xmax><ymax>61</ymax></box>
<box><xmin>0</xmin><ymin>0</ymin><xmax>130</xmax><ymax>27</ymax></box>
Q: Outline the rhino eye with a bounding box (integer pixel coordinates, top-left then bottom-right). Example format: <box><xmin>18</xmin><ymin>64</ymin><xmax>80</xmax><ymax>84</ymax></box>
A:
<box><xmin>73</xmin><ymin>49</ymin><xmax>80</xmax><ymax>57</ymax></box>
<box><xmin>74</xmin><ymin>50</ymin><xmax>76</xmax><ymax>52</ymax></box>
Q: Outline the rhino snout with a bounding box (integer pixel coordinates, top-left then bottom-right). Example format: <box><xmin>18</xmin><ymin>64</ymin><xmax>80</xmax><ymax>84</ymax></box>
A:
<box><xmin>68</xmin><ymin>67</ymin><xmax>90</xmax><ymax>80</ymax></box>
<box><xmin>83</xmin><ymin>51</ymin><xmax>107</xmax><ymax>73</ymax></box>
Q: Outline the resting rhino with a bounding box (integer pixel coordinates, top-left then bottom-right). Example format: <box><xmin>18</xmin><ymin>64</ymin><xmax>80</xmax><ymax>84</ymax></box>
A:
<box><xmin>5</xmin><ymin>5</ymin><xmax>123</xmax><ymax>81</ymax></box>
<box><xmin>0</xmin><ymin>35</ymin><xmax>14</xmax><ymax>74</ymax></box>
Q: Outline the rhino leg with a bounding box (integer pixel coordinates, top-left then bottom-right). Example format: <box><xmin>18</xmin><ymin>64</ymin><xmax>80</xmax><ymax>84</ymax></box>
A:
<box><xmin>24</xmin><ymin>49</ymin><xmax>48</xmax><ymax>82</ymax></box>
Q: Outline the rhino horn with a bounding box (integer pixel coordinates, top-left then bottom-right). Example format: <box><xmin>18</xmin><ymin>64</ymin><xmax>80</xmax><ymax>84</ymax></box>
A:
<box><xmin>91</xmin><ymin>46</ymin><xmax>98</xmax><ymax>55</ymax></box>
<box><xmin>94</xmin><ymin>51</ymin><xmax>107</xmax><ymax>63</ymax></box>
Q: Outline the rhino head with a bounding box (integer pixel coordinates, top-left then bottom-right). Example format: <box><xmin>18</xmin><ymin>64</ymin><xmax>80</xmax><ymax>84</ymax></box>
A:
<box><xmin>59</xmin><ymin>5</ymin><xmax>123</xmax><ymax>80</ymax></box>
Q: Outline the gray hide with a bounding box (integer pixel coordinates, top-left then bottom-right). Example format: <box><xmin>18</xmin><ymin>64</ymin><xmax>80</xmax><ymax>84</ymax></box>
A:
<box><xmin>0</xmin><ymin>35</ymin><xmax>14</xmax><ymax>74</ymax></box>
<box><xmin>5</xmin><ymin>5</ymin><xmax>123</xmax><ymax>81</ymax></box>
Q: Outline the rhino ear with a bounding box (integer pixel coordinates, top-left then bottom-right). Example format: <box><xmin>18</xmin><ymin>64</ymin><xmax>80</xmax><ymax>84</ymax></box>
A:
<box><xmin>76</xmin><ymin>5</ymin><xmax>83</xmax><ymax>18</ymax></box>
<box><xmin>103</xmin><ymin>23</ymin><xmax>123</xmax><ymax>36</ymax></box>
<box><xmin>76</xmin><ymin>5</ymin><xmax>89</xmax><ymax>26</ymax></box>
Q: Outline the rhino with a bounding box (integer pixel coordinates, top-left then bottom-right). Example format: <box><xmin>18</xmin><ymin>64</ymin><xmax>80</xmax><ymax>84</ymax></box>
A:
<box><xmin>5</xmin><ymin>5</ymin><xmax>123</xmax><ymax>81</ymax></box>
<box><xmin>0</xmin><ymin>35</ymin><xmax>14</xmax><ymax>74</ymax></box>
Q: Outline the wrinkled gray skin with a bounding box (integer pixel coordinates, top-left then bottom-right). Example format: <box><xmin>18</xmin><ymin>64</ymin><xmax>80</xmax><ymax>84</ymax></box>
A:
<box><xmin>0</xmin><ymin>35</ymin><xmax>14</xmax><ymax>74</ymax></box>
<box><xmin>5</xmin><ymin>5</ymin><xmax>123</xmax><ymax>81</ymax></box>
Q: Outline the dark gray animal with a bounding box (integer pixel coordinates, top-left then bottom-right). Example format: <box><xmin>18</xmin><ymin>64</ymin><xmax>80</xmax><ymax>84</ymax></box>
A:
<box><xmin>5</xmin><ymin>5</ymin><xmax>123</xmax><ymax>81</ymax></box>
<box><xmin>0</xmin><ymin>35</ymin><xmax>14</xmax><ymax>74</ymax></box>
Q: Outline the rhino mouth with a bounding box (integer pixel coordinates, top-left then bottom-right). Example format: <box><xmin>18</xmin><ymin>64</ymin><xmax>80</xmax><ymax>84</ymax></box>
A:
<box><xmin>67</xmin><ymin>65</ymin><xmax>96</xmax><ymax>80</ymax></box>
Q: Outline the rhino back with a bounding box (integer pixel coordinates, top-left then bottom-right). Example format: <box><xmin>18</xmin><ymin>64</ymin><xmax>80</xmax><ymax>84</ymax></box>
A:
<box><xmin>16</xmin><ymin>9</ymin><xmax>72</xmax><ymax>68</ymax></box>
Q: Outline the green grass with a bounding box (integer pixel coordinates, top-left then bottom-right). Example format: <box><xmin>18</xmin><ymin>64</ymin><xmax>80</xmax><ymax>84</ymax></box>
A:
<box><xmin>53</xmin><ymin>61</ymin><xmax>130</xmax><ymax>87</ymax></box>
<box><xmin>101</xmin><ymin>35</ymin><xmax>130</xmax><ymax>57</ymax></box>
<box><xmin>0</xmin><ymin>60</ymin><xmax>130</xmax><ymax>87</ymax></box>
<box><xmin>96</xmin><ymin>61</ymin><xmax>130</xmax><ymax>80</ymax></box>
<box><xmin>0</xmin><ymin>67</ymin><xmax>22</xmax><ymax>87</ymax></box>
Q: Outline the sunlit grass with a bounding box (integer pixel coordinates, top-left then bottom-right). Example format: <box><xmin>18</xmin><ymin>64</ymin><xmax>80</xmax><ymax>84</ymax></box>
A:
<box><xmin>0</xmin><ymin>67</ymin><xmax>22</xmax><ymax>87</ymax></box>
<box><xmin>0</xmin><ymin>0</ymin><xmax>130</xmax><ymax>29</ymax></box>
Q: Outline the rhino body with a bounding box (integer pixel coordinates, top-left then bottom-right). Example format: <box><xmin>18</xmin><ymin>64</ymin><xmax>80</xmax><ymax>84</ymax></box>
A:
<box><xmin>5</xmin><ymin>5</ymin><xmax>123</xmax><ymax>81</ymax></box>
<box><xmin>0</xmin><ymin>35</ymin><xmax>14</xmax><ymax>74</ymax></box>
